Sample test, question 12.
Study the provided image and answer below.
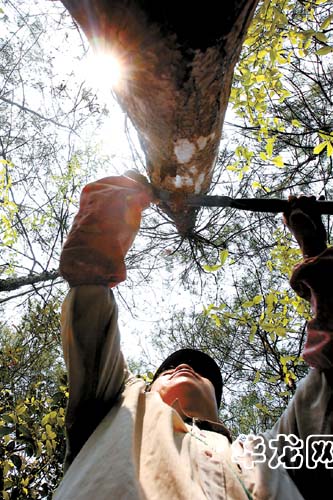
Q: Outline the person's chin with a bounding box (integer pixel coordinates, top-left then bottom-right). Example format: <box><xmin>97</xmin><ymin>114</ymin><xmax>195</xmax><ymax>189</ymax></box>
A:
<box><xmin>168</xmin><ymin>379</ymin><xmax>202</xmax><ymax>404</ymax></box>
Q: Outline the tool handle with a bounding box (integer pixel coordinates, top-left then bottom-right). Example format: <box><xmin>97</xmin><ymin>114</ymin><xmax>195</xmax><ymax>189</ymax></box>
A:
<box><xmin>225</xmin><ymin>197</ymin><xmax>333</xmax><ymax>214</ymax></box>
<box><xmin>154</xmin><ymin>187</ymin><xmax>333</xmax><ymax>214</ymax></box>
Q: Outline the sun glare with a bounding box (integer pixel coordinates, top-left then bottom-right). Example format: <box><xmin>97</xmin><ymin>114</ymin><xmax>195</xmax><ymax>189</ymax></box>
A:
<box><xmin>83</xmin><ymin>51</ymin><xmax>124</xmax><ymax>92</ymax></box>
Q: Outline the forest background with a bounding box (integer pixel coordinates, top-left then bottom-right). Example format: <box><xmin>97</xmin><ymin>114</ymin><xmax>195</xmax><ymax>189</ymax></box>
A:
<box><xmin>1</xmin><ymin>0</ymin><xmax>333</xmax><ymax>498</ymax></box>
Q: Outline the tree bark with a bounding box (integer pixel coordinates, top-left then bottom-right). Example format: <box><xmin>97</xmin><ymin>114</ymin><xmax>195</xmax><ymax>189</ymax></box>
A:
<box><xmin>0</xmin><ymin>270</ymin><xmax>59</xmax><ymax>292</ymax></box>
<box><xmin>60</xmin><ymin>0</ymin><xmax>259</xmax><ymax>234</ymax></box>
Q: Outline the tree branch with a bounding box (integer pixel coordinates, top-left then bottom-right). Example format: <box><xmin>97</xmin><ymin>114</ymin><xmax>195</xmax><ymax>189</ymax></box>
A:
<box><xmin>0</xmin><ymin>96</ymin><xmax>79</xmax><ymax>134</ymax></box>
<box><xmin>0</xmin><ymin>270</ymin><xmax>60</xmax><ymax>292</ymax></box>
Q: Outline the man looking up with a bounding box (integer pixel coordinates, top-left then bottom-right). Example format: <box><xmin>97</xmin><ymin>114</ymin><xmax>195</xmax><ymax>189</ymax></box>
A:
<box><xmin>149</xmin><ymin>359</ymin><xmax>220</xmax><ymax>422</ymax></box>
<box><xmin>54</xmin><ymin>173</ymin><xmax>333</xmax><ymax>499</ymax></box>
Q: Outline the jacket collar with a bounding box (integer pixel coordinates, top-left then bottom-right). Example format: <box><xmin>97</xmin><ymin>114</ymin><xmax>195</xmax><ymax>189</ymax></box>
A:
<box><xmin>184</xmin><ymin>416</ymin><xmax>232</xmax><ymax>443</ymax></box>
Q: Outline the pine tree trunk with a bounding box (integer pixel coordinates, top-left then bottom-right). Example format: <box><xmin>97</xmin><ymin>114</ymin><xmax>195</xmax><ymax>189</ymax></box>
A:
<box><xmin>60</xmin><ymin>0</ymin><xmax>259</xmax><ymax>234</ymax></box>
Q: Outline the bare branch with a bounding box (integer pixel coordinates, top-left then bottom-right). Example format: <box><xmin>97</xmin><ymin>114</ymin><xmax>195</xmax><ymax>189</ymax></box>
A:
<box><xmin>0</xmin><ymin>96</ymin><xmax>79</xmax><ymax>134</ymax></box>
<box><xmin>0</xmin><ymin>270</ymin><xmax>60</xmax><ymax>292</ymax></box>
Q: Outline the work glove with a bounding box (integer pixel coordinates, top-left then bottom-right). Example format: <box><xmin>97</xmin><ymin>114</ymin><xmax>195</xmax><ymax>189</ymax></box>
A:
<box><xmin>284</xmin><ymin>195</ymin><xmax>333</xmax><ymax>370</ymax></box>
<box><xmin>59</xmin><ymin>172</ymin><xmax>153</xmax><ymax>288</ymax></box>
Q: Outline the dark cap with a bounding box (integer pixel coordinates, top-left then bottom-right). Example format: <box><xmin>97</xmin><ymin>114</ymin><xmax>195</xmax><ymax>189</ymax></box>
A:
<box><xmin>152</xmin><ymin>348</ymin><xmax>223</xmax><ymax>407</ymax></box>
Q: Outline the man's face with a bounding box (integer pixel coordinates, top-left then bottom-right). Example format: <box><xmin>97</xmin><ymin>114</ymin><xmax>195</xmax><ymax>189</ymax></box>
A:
<box><xmin>150</xmin><ymin>363</ymin><xmax>219</xmax><ymax>421</ymax></box>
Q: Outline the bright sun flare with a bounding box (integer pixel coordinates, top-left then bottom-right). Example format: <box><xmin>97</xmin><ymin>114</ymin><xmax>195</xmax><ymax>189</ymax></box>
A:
<box><xmin>83</xmin><ymin>51</ymin><xmax>123</xmax><ymax>91</ymax></box>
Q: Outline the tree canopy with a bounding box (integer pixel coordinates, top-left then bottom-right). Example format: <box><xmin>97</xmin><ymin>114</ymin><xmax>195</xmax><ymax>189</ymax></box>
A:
<box><xmin>1</xmin><ymin>0</ymin><xmax>333</xmax><ymax>497</ymax></box>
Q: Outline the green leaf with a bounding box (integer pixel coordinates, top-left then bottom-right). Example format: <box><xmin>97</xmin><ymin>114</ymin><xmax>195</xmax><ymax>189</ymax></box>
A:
<box><xmin>255</xmin><ymin>403</ymin><xmax>270</xmax><ymax>415</ymax></box>
<box><xmin>46</xmin><ymin>424</ymin><xmax>57</xmax><ymax>439</ymax></box>
<box><xmin>320</xmin><ymin>15</ymin><xmax>333</xmax><ymax>30</ymax></box>
<box><xmin>46</xmin><ymin>439</ymin><xmax>53</xmax><ymax>456</ymax></box>
<box><xmin>2</xmin><ymin>414</ymin><xmax>14</xmax><ymax>424</ymax></box>
<box><xmin>278</xmin><ymin>391</ymin><xmax>291</xmax><ymax>397</ymax></box>
<box><xmin>249</xmin><ymin>325</ymin><xmax>257</xmax><ymax>342</ymax></box>
<box><xmin>254</xmin><ymin>370</ymin><xmax>261</xmax><ymax>384</ymax></box>
<box><xmin>272</xmin><ymin>155</ymin><xmax>284</xmax><ymax>167</ymax></box>
<box><xmin>313</xmin><ymin>141</ymin><xmax>327</xmax><ymax>154</ymax></box>
<box><xmin>253</xmin><ymin>295</ymin><xmax>263</xmax><ymax>304</ymax></box>
<box><xmin>0</xmin><ymin>426</ymin><xmax>13</xmax><ymax>437</ymax></box>
<box><xmin>319</xmin><ymin>131</ymin><xmax>333</xmax><ymax>140</ymax></box>
<box><xmin>269</xmin><ymin>332</ymin><xmax>276</xmax><ymax>342</ymax></box>
<box><xmin>211</xmin><ymin>314</ymin><xmax>221</xmax><ymax>327</ymax></box>
<box><xmin>16</xmin><ymin>404</ymin><xmax>26</xmax><ymax>416</ymax></box>
<box><xmin>219</xmin><ymin>249</ymin><xmax>229</xmax><ymax>266</ymax></box>
<box><xmin>327</xmin><ymin>142</ymin><xmax>333</xmax><ymax>157</ymax></box>
<box><xmin>280</xmin><ymin>355</ymin><xmax>294</xmax><ymax>364</ymax></box>
<box><xmin>203</xmin><ymin>264</ymin><xmax>222</xmax><ymax>272</ymax></box>
<box><xmin>314</xmin><ymin>32</ymin><xmax>328</xmax><ymax>43</ymax></box>
<box><xmin>266</xmin><ymin>138</ymin><xmax>275</xmax><ymax>157</ymax></box>
<box><xmin>316</xmin><ymin>46</ymin><xmax>333</xmax><ymax>56</ymax></box>
<box><xmin>41</xmin><ymin>414</ymin><xmax>49</xmax><ymax>426</ymax></box>
<box><xmin>242</xmin><ymin>300</ymin><xmax>253</xmax><ymax>308</ymax></box>
<box><xmin>275</xmin><ymin>326</ymin><xmax>286</xmax><ymax>337</ymax></box>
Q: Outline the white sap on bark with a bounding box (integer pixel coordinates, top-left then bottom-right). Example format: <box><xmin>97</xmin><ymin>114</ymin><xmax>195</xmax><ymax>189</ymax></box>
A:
<box><xmin>194</xmin><ymin>173</ymin><xmax>205</xmax><ymax>194</ymax></box>
<box><xmin>196</xmin><ymin>132</ymin><xmax>215</xmax><ymax>151</ymax></box>
<box><xmin>173</xmin><ymin>175</ymin><xmax>194</xmax><ymax>188</ymax></box>
<box><xmin>174</xmin><ymin>139</ymin><xmax>196</xmax><ymax>164</ymax></box>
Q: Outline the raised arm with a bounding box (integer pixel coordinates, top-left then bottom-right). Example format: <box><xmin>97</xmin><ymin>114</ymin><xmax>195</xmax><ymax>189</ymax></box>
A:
<box><xmin>264</xmin><ymin>195</ymin><xmax>333</xmax><ymax>497</ymax></box>
<box><xmin>283</xmin><ymin>194</ymin><xmax>332</xmax><ymax>370</ymax></box>
<box><xmin>59</xmin><ymin>173</ymin><xmax>152</xmax><ymax>471</ymax></box>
